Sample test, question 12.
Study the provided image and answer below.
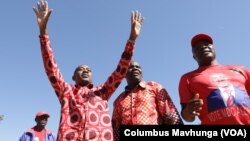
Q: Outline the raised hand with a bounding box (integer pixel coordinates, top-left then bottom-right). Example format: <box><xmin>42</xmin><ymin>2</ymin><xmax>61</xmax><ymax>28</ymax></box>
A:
<box><xmin>129</xmin><ymin>11</ymin><xmax>144</xmax><ymax>42</ymax></box>
<box><xmin>33</xmin><ymin>0</ymin><xmax>52</xmax><ymax>35</ymax></box>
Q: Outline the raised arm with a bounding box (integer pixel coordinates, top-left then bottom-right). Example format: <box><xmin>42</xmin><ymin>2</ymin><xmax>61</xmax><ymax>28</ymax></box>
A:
<box><xmin>98</xmin><ymin>11</ymin><xmax>144</xmax><ymax>100</ymax></box>
<box><xmin>33</xmin><ymin>0</ymin><xmax>52</xmax><ymax>35</ymax></box>
<box><xmin>33</xmin><ymin>0</ymin><xmax>68</xmax><ymax>100</ymax></box>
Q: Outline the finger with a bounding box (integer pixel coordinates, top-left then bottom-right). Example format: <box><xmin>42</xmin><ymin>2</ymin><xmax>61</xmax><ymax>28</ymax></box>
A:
<box><xmin>194</xmin><ymin>105</ymin><xmax>202</xmax><ymax>111</ymax></box>
<box><xmin>44</xmin><ymin>1</ymin><xmax>48</xmax><ymax>12</ymax></box>
<box><xmin>192</xmin><ymin>111</ymin><xmax>200</xmax><ymax>116</ymax></box>
<box><xmin>140</xmin><ymin>17</ymin><xmax>144</xmax><ymax>24</ymax></box>
<box><xmin>37</xmin><ymin>1</ymin><xmax>43</xmax><ymax>12</ymax></box>
<box><xmin>197</xmin><ymin>107</ymin><xmax>202</xmax><ymax>111</ymax></box>
<box><xmin>41</xmin><ymin>0</ymin><xmax>45</xmax><ymax>7</ymax></box>
<box><xmin>193</xmin><ymin>99</ymin><xmax>203</xmax><ymax>108</ymax></box>
<box><xmin>197</xmin><ymin>100</ymin><xmax>204</xmax><ymax>106</ymax></box>
<box><xmin>134</xmin><ymin>10</ymin><xmax>138</xmax><ymax>21</ymax></box>
<box><xmin>42</xmin><ymin>0</ymin><xmax>47</xmax><ymax>11</ymax></box>
<box><xmin>138</xmin><ymin>12</ymin><xmax>141</xmax><ymax>21</ymax></box>
<box><xmin>47</xmin><ymin>9</ymin><xmax>53</xmax><ymax>18</ymax></box>
<box><xmin>200</xmin><ymin>99</ymin><xmax>204</xmax><ymax>104</ymax></box>
<box><xmin>42</xmin><ymin>0</ymin><xmax>48</xmax><ymax>11</ymax></box>
<box><xmin>33</xmin><ymin>7</ymin><xmax>39</xmax><ymax>16</ymax></box>
<box><xmin>131</xmin><ymin>11</ymin><xmax>135</xmax><ymax>22</ymax></box>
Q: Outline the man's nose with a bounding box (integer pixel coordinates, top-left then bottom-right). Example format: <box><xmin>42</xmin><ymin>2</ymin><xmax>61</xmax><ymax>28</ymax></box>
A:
<box><xmin>82</xmin><ymin>68</ymin><xmax>89</xmax><ymax>72</ymax></box>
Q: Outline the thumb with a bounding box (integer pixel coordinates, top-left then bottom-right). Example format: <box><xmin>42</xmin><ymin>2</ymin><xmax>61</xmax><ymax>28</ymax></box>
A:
<box><xmin>193</xmin><ymin>93</ymin><xmax>199</xmax><ymax>100</ymax></box>
<box><xmin>47</xmin><ymin>9</ymin><xmax>53</xmax><ymax>18</ymax></box>
<box><xmin>33</xmin><ymin>7</ymin><xmax>38</xmax><ymax>16</ymax></box>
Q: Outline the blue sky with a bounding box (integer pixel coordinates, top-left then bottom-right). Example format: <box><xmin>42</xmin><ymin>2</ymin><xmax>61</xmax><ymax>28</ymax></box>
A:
<box><xmin>1</xmin><ymin>0</ymin><xmax>250</xmax><ymax>140</ymax></box>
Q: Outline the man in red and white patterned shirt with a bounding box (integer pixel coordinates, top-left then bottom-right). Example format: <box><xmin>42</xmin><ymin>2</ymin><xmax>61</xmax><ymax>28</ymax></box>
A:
<box><xmin>112</xmin><ymin>61</ymin><xmax>183</xmax><ymax>141</ymax></box>
<box><xmin>33</xmin><ymin>0</ymin><xmax>144</xmax><ymax>140</ymax></box>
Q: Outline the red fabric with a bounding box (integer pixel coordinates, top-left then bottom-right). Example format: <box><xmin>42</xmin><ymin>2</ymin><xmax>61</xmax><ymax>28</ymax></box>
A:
<box><xmin>112</xmin><ymin>81</ymin><xmax>183</xmax><ymax>141</ymax></box>
<box><xmin>33</xmin><ymin>128</ymin><xmax>46</xmax><ymax>141</ymax></box>
<box><xmin>179</xmin><ymin>65</ymin><xmax>250</xmax><ymax>124</ymax></box>
<box><xmin>39</xmin><ymin>35</ymin><xmax>134</xmax><ymax>141</ymax></box>
<box><xmin>36</xmin><ymin>112</ymin><xmax>50</xmax><ymax>118</ymax></box>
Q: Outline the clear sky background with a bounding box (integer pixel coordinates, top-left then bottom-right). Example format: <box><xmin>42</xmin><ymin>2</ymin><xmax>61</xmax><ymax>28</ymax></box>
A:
<box><xmin>1</xmin><ymin>0</ymin><xmax>250</xmax><ymax>140</ymax></box>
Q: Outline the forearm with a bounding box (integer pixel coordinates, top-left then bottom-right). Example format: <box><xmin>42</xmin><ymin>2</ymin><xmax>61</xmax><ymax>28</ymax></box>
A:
<box><xmin>39</xmin><ymin>35</ymin><xmax>67</xmax><ymax>95</ymax></box>
<box><xmin>128</xmin><ymin>34</ymin><xmax>137</xmax><ymax>42</ymax></box>
<box><xmin>101</xmin><ymin>41</ymin><xmax>135</xmax><ymax>100</ymax></box>
<box><xmin>40</xmin><ymin>28</ymin><xmax>48</xmax><ymax>36</ymax></box>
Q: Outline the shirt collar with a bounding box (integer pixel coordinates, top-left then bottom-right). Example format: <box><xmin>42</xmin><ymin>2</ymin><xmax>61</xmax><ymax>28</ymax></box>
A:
<box><xmin>75</xmin><ymin>83</ymin><xmax>94</xmax><ymax>89</ymax></box>
<box><xmin>27</xmin><ymin>127</ymin><xmax>53</xmax><ymax>134</ymax></box>
<box><xmin>124</xmin><ymin>80</ymin><xmax>146</xmax><ymax>92</ymax></box>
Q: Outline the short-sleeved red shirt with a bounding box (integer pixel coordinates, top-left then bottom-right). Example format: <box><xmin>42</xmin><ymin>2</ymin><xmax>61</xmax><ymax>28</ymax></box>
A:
<box><xmin>179</xmin><ymin>65</ymin><xmax>250</xmax><ymax>124</ymax></box>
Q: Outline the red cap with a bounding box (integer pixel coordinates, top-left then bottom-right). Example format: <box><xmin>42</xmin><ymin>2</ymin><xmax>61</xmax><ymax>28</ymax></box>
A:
<box><xmin>191</xmin><ymin>33</ymin><xmax>213</xmax><ymax>47</ymax></box>
<box><xmin>35</xmin><ymin>112</ymin><xmax>50</xmax><ymax>118</ymax></box>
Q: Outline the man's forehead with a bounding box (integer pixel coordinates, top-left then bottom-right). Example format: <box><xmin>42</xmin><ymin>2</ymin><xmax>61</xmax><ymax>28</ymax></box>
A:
<box><xmin>77</xmin><ymin>64</ymin><xmax>90</xmax><ymax>69</ymax></box>
<box><xmin>74</xmin><ymin>65</ymin><xmax>92</xmax><ymax>73</ymax></box>
<box><xmin>131</xmin><ymin>61</ymin><xmax>140</xmax><ymax>66</ymax></box>
<box><xmin>193</xmin><ymin>40</ymin><xmax>212</xmax><ymax>47</ymax></box>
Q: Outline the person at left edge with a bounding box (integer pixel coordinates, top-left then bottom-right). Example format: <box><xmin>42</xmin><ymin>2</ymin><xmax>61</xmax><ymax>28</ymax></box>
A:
<box><xmin>33</xmin><ymin>0</ymin><xmax>144</xmax><ymax>140</ymax></box>
<box><xmin>19</xmin><ymin>112</ymin><xmax>56</xmax><ymax>141</ymax></box>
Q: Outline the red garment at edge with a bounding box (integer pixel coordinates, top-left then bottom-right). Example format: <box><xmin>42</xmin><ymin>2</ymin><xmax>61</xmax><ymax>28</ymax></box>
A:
<box><xmin>179</xmin><ymin>65</ymin><xmax>250</xmax><ymax>124</ymax></box>
<box><xmin>112</xmin><ymin>81</ymin><xmax>183</xmax><ymax>141</ymax></box>
<box><xmin>39</xmin><ymin>35</ymin><xmax>135</xmax><ymax>141</ymax></box>
<box><xmin>33</xmin><ymin>127</ymin><xmax>46</xmax><ymax>141</ymax></box>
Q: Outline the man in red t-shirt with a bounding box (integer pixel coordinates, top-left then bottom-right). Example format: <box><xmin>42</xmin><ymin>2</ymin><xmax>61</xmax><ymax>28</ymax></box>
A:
<box><xmin>179</xmin><ymin>33</ymin><xmax>250</xmax><ymax>124</ymax></box>
<box><xmin>19</xmin><ymin>112</ymin><xmax>56</xmax><ymax>141</ymax></box>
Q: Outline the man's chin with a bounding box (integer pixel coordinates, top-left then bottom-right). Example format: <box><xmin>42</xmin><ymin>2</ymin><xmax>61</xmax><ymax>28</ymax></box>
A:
<box><xmin>82</xmin><ymin>78</ymin><xmax>90</xmax><ymax>82</ymax></box>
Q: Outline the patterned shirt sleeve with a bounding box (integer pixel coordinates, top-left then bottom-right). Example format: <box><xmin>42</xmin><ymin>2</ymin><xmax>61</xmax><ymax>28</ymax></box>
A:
<box><xmin>39</xmin><ymin>35</ymin><xmax>70</xmax><ymax>100</ymax></box>
<box><xmin>156</xmin><ymin>84</ymin><xmax>184</xmax><ymax>125</ymax></box>
<box><xmin>112</xmin><ymin>98</ymin><xmax>122</xmax><ymax>141</ymax></box>
<box><xmin>98</xmin><ymin>41</ymin><xmax>135</xmax><ymax>100</ymax></box>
